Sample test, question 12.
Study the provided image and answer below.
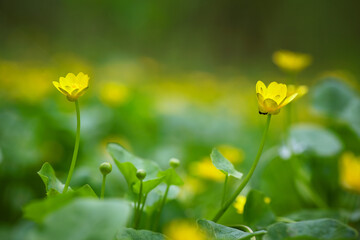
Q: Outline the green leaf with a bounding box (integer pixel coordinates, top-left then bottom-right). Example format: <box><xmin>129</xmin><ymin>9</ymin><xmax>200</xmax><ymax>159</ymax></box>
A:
<box><xmin>157</xmin><ymin>168</ymin><xmax>184</xmax><ymax>186</ymax></box>
<box><xmin>263</xmin><ymin>219</ymin><xmax>358</xmax><ymax>240</ymax></box>
<box><xmin>197</xmin><ymin>219</ymin><xmax>266</xmax><ymax>240</ymax></box>
<box><xmin>107</xmin><ymin>143</ymin><xmax>161</xmax><ymax>178</ymax></box>
<box><xmin>341</xmin><ymin>98</ymin><xmax>360</xmax><ymax>138</ymax></box>
<box><xmin>289</xmin><ymin>124</ymin><xmax>342</xmax><ymax>157</ymax></box>
<box><xmin>312</xmin><ymin>78</ymin><xmax>356</xmax><ymax>117</ymax></box>
<box><xmin>286</xmin><ymin>209</ymin><xmax>348</xmax><ymax>222</ymax></box>
<box><xmin>116</xmin><ymin>228</ymin><xmax>167</xmax><ymax>240</ymax></box>
<box><xmin>243</xmin><ymin>190</ymin><xmax>276</xmax><ymax>229</ymax></box>
<box><xmin>37</xmin><ymin>162</ymin><xmax>65</xmax><ymax>196</ymax></box>
<box><xmin>23</xmin><ymin>184</ymin><xmax>97</xmax><ymax>223</ymax></box>
<box><xmin>133</xmin><ymin>177</ymin><xmax>165</xmax><ymax>195</ymax></box>
<box><xmin>210</xmin><ymin>148</ymin><xmax>243</xmax><ymax>179</ymax></box>
<box><xmin>28</xmin><ymin>199</ymin><xmax>131</xmax><ymax>240</ymax></box>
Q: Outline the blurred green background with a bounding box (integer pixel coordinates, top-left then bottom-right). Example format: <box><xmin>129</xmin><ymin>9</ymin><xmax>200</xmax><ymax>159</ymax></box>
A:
<box><xmin>1</xmin><ymin>0</ymin><xmax>360</xmax><ymax>239</ymax></box>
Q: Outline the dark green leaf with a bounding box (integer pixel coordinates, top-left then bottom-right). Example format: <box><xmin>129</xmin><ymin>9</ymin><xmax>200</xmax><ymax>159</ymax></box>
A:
<box><xmin>28</xmin><ymin>199</ymin><xmax>131</xmax><ymax>240</ymax></box>
<box><xmin>197</xmin><ymin>219</ymin><xmax>266</xmax><ymax>240</ymax></box>
<box><xmin>210</xmin><ymin>148</ymin><xmax>243</xmax><ymax>179</ymax></box>
<box><xmin>116</xmin><ymin>228</ymin><xmax>167</xmax><ymax>240</ymax></box>
<box><xmin>263</xmin><ymin>219</ymin><xmax>358</xmax><ymax>240</ymax></box>
<box><xmin>243</xmin><ymin>190</ymin><xmax>276</xmax><ymax>229</ymax></box>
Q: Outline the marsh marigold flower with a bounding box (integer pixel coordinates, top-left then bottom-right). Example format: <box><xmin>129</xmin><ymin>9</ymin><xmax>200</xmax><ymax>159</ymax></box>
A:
<box><xmin>340</xmin><ymin>152</ymin><xmax>360</xmax><ymax>193</ymax></box>
<box><xmin>164</xmin><ymin>220</ymin><xmax>206</xmax><ymax>240</ymax></box>
<box><xmin>273</xmin><ymin>50</ymin><xmax>312</xmax><ymax>73</ymax></box>
<box><xmin>190</xmin><ymin>157</ymin><xmax>224</xmax><ymax>182</ymax></box>
<box><xmin>234</xmin><ymin>195</ymin><xmax>247</xmax><ymax>214</ymax></box>
<box><xmin>53</xmin><ymin>72</ymin><xmax>89</xmax><ymax>101</ymax></box>
<box><xmin>256</xmin><ymin>81</ymin><xmax>297</xmax><ymax>115</ymax></box>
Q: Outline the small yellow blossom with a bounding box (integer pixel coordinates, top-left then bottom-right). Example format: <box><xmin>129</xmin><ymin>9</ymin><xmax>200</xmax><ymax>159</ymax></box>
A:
<box><xmin>340</xmin><ymin>152</ymin><xmax>360</xmax><ymax>193</ymax></box>
<box><xmin>164</xmin><ymin>220</ymin><xmax>206</xmax><ymax>240</ymax></box>
<box><xmin>234</xmin><ymin>195</ymin><xmax>247</xmax><ymax>214</ymax></box>
<box><xmin>190</xmin><ymin>157</ymin><xmax>224</xmax><ymax>182</ymax></box>
<box><xmin>287</xmin><ymin>85</ymin><xmax>308</xmax><ymax>99</ymax></box>
<box><xmin>256</xmin><ymin>81</ymin><xmax>298</xmax><ymax>115</ymax></box>
<box><xmin>53</xmin><ymin>72</ymin><xmax>89</xmax><ymax>101</ymax></box>
<box><xmin>99</xmin><ymin>81</ymin><xmax>129</xmax><ymax>106</ymax></box>
<box><xmin>273</xmin><ymin>50</ymin><xmax>312</xmax><ymax>73</ymax></box>
<box><xmin>264</xmin><ymin>197</ymin><xmax>271</xmax><ymax>204</ymax></box>
<box><xmin>217</xmin><ymin>145</ymin><xmax>244</xmax><ymax>164</ymax></box>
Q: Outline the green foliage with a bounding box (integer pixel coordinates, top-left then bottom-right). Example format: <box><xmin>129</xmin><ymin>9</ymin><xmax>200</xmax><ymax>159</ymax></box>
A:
<box><xmin>263</xmin><ymin>219</ymin><xmax>358</xmax><ymax>240</ymax></box>
<box><xmin>28</xmin><ymin>199</ymin><xmax>131</xmax><ymax>240</ymax></box>
<box><xmin>116</xmin><ymin>228</ymin><xmax>167</xmax><ymax>240</ymax></box>
<box><xmin>312</xmin><ymin>78</ymin><xmax>360</xmax><ymax>138</ymax></box>
<box><xmin>289</xmin><ymin>124</ymin><xmax>342</xmax><ymax>157</ymax></box>
<box><xmin>157</xmin><ymin>168</ymin><xmax>184</xmax><ymax>186</ymax></box>
<box><xmin>37</xmin><ymin>162</ymin><xmax>66</xmax><ymax>195</ymax></box>
<box><xmin>197</xmin><ymin>219</ymin><xmax>266</xmax><ymax>240</ymax></box>
<box><xmin>108</xmin><ymin>143</ymin><xmax>164</xmax><ymax>194</ymax></box>
<box><xmin>243</xmin><ymin>190</ymin><xmax>276</xmax><ymax>229</ymax></box>
<box><xmin>210</xmin><ymin>148</ymin><xmax>243</xmax><ymax>179</ymax></box>
<box><xmin>23</xmin><ymin>184</ymin><xmax>97</xmax><ymax>223</ymax></box>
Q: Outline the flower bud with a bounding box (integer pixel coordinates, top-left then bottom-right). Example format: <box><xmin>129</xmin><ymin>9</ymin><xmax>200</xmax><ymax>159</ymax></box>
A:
<box><xmin>136</xmin><ymin>169</ymin><xmax>146</xmax><ymax>180</ymax></box>
<box><xmin>99</xmin><ymin>162</ymin><xmax>112</xmax><ymax>176</ymax></box>
<box><xmin>169</xmin><ymin>158</ymin><xmax>180</xmax><ymax>168</ymax></box>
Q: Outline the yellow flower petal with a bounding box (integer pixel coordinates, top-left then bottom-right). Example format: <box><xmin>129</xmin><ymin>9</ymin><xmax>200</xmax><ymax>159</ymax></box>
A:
<box><xmin>234</xmin><ymin>195</ymin><xmax>247</xmax><ymax>214</ymax></box>
<box><xmin>266</xmin><ymin>82</ymin><xmax>287</xmax><ymax>105</ymax></box>
<box><xmin>279</xmin><ymin>92</ymin><xmax>298</xmax><ymax>108</ymax></box>
<box><xmin>54</xmin><ymin>72</ymin><xmax>89</xmax><ymax>101</ymax></box>
<box><xmin>256</xmin><ymin>80</ymin><xmax>267</xmax><ymax>96</ymax></box>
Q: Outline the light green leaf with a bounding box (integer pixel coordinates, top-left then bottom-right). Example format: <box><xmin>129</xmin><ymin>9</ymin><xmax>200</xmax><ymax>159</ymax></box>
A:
<box><xmin>289</xmin><ymin>124</ymin><xmax>342</xmax><ymax>157</ymax></box>
<box><xmin>107</xmin><ymin>143</ymin><xmax>161</xmax><ymax>178</ymax></box>
<box><xmin>37</xmin><ymin>162</ymin><xmax>65</xmax><ymax>196</ymax></box>
<box><xmin>157</xmin><ymin>168</ymin><xmax>184</xmax><ymax>186</ymax></box>
<box><xmin>133</xmin><ymin>177</ymin><xmax>165</xmax><ymax>195</ymax></box>
<box><xmin>312</xmin><ymin>78</ymin><xmax>355</xmax><ymax>117</ymax></box>
<box><xmin>243</xmin><ymin>190</ymin><xmax>276</xmax><ymax>229</ymax></box>
<box><xmin>197</xmin><ymin>219</ymin><xmax>266</xmax><ymax>240</ymax></box>
<box><xmin>116</xmin><ymin>228</ymin><xmax>167</xmax><ymax>240</ymax></box>
<box><xmin>263</xmin><ymin>219</ymin><xmax>358</xmax><ymax>240</ymax></box>
<box><xmin>341</xmin><ymin>98</ymin><xmax>360</xmax><ymax>138</ymax></box>
<box><xmin>23</xmin><ymin>184</ymin><xmax>97</xmax><ymax>223</ymax></box>
<box><xmin>210</xmin><ymin>148</ymin><xmax>243</xmax><ymax>179</ymax></box>
<box><xmin>28</xmin><ymin>199</ymin><xmax>131</xmax><ymax>240</ymax></box>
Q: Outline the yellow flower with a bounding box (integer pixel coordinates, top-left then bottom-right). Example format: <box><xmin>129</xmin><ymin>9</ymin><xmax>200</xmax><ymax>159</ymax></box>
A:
<box><xmin>217</xmin><ymin>145</ymin><xmax>244</xmax><ymax>164</ymax></box>
<box><xmin>53</xmin><ymin>72</ymin><xmax>89</xmax><ymax>101</ymax></box>
<box><xmin>234</xmin><ymin>195</ymin><xmax>247</xmax><ymax>214</ymax></box>
<box><xmin>164</xmin><ymin>220</ymin><xmax>206</xmax><ymax>240</ymax></box>
<box><xmin>256</xmin><ymin>81</ymin><xmax>298</xmax><ymax>115</ymax></box>
<box><xmin>190</xmin><ymin>157</ymin><xmax>224</xmax><ymax>182</ymax></box>
<box><xmin>340</xmin><ymin>152</ymin><xmax>360</xmax><ymax>193</ymax></box>
<box><xmin>287</xmin><ymin>85</ymin><xmax>308</xmax><ymax>99</ymax></box>
<box><xmin>273</xmin><ymin>50</ymin><xmax>312</xmax><ymax>73</ymax></box>
<box><xmin>99</xmin><ymin>81</ymin><xmax>129</xmax><ymax>106</ymax></box>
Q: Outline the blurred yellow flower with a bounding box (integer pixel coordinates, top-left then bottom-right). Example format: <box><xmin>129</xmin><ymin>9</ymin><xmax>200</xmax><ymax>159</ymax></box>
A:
<box><xmin>99</xmin><ymin>81</ymin><xmax>129</xmax><ymax>106</ymax></box>
<box><xmin>164</xmin><ymin>220</ymin><xmax>206</xmax><ymax>240</ymax></box>
<box><xmin>264</xmin><ymin>197</ymin><xmax>271</xmax><ymax>204</ymax></box>
<box><xmin>234</xmin><ymin>195</ymin><xmax>247</xmax><ymax>214</ymax></box>
<box><xmin>287</xmin><ymin>85</ymin><xmax>308</xmax><ymax>99</ymax></box>
<box><xmin>217</xmin><ymin>145</ymin><xmax>244</xmax><ymax>164</ymax></box>
<box><xmin>256</xmin><ymin>81</ymin><xmax>297</xmax><ymax>115</ymax></box>
<box><xmin>340</xmin><ymin>152</ymin><xmax>360</xmax><ymax>193</ymax></box>
<box><xmin>190</xmin><ymin>157</ymin><xmax>224</xmax><ymax>182</ymax></box>
<box><xmin>273</xmin><ymin>50</ymin><xmax>312</xmax><ymax>73</ymax></box>
<box><xmin>53</xmin><ymin>72</ymin><xmax>89</xmax><ymax>101</ymax></box>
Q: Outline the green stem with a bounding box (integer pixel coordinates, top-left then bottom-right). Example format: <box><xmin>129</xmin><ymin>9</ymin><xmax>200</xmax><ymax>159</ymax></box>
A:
<box><xmin>153</xmin><ymin>184</ymin><xmax>170</xmax><ymax>230</ymax></box>
<box><xmin>135</xmin><ymin>194</ymin><xmax>148</xmax><ymax>229</ymax></box>
<box><xmin>134</xmin><ymin>180</ymin><xmax>143</xmax><ymax>229</ymax></box>
<box><xmin>63</xmin><ymin>100</ymin><xmax>81</xmax><ymax>193</ymax></box>
<box><xmin>100</xmin><ymin>175</ymin><xmax>106</xmax><ymax>199</ymax></box>
<box><xmin>221</xmin><ymin>174</ymin><xmax>229</xmax><ymax>207</ymax></box>
<box><xmin>213</xmin><ymin>114</ymin><xmax>272</xmax><ymax>222</ymax></box>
